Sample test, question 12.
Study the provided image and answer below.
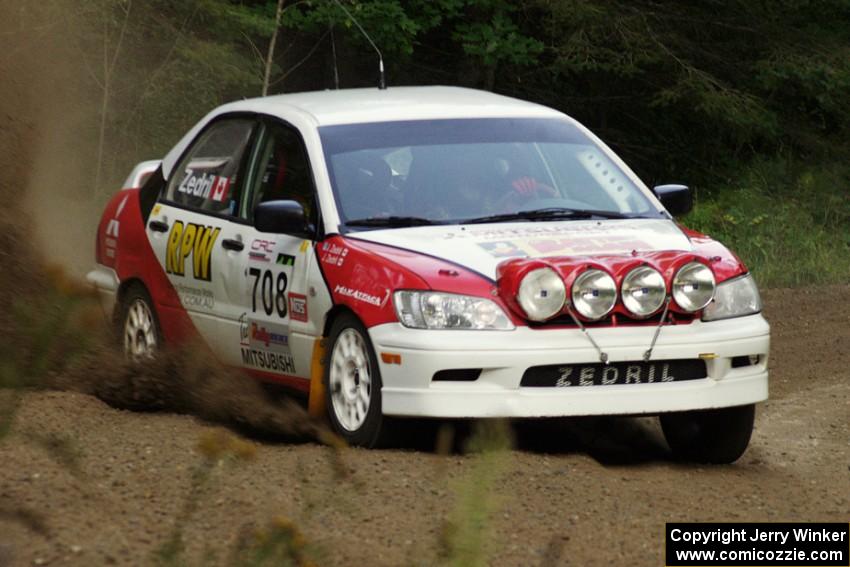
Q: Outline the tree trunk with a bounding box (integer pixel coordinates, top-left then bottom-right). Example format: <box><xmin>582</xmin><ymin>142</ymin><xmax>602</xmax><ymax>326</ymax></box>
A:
<box><xmin>262</xmin><ymin>0</ymin><xmax>285</xmax><ymax>96</ymax></box>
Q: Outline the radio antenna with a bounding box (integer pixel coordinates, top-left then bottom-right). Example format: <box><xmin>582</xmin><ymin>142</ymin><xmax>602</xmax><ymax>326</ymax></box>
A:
<box><xmin>330</xmin><ymin>0</ymin><xmax>386</xmax><ymax>90</ymax></box>
<box><xmin>330</xmin><ymin>24</ymin><xmax>340</xmax><ymax>89</ymax></box>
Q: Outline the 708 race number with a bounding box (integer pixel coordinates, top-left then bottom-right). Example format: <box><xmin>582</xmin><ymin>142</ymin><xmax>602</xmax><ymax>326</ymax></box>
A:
<box><xmin>249</xmin><ymin>267</ymin><xmax>288</xmax><ymax>318</ymax></box>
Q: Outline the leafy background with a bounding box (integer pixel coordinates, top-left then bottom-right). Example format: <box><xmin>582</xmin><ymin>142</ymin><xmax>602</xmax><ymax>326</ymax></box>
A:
<box><xmin>3</xmin><ymin>0</ymin><xmax>849</xmax><ymax>285</ymax></box>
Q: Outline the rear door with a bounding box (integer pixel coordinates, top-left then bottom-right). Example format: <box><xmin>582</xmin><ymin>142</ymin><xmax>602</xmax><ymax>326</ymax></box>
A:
<box><xmin>146</xmin><ymin>116</ymin><xmax>258</xmax><ymax>356</ymax></box>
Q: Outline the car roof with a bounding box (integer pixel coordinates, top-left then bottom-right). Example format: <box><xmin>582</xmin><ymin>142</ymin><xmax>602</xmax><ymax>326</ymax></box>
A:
<box><xmin>161</xmin><ymin>86</ymin><xmax>574</xmax><ymax>180</ymax></box>
<box><xmin>221</xmin><ymin>86</ymin><xmax>566</xmax><ymax>126</ymax></box>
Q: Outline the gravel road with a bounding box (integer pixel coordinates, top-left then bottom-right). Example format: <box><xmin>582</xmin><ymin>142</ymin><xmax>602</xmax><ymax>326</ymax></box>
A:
<box><xmin>1</xmin><ymin>288</ymin><xmax>848</xmax><ymax>566</ymax></box>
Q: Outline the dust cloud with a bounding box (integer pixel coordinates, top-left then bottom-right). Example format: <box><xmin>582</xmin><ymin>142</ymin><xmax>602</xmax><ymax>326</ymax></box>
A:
<box><xmin>0</xmin><ymin>4</ymin><xmax>322</xmax><ymax>442</ymax></box>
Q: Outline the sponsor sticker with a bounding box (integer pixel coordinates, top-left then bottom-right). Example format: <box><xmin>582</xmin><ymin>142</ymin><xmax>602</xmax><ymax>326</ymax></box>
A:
<box><xmin>288</xmin><ymin>293</ymin><xmax>308</xmax><ymax>322</ymax></box>
<box><xmin>249</xmin><ymin>239</ymin><xmax>275</xmax><ymax>262</ymax></box>
<box><xmin>177</xmin><ymin>169</ymin><xmax>232</xmax><ymax>203</ymax></box>
<box><xmin>276</xmin><ymin>253</ymin><xmax>295</xmax><ymax>266</ymax></box>
<box><xmin>165</xmin><ymin>221</ymin><xmax>220</xmax><ymax>281</ymax></box>
<box><xmin>104</xmin><ymin>194</ymin><xmax>128</xmax><ymax>258</ymax></box>
<box><xmin>321</xmin><ymin>243</ymin><xmax>349</xmax><ymax>267</ymax></box>
<box><xmin>241</xmin><ymin>347</ymin><xmax>296</xmax><ymax>374</ymax></box>
<box><xmin>334</xmin><ymin>285</ymin><xmax>389</xmax><ymax>307</ymax></box>
<box><xmin>175</xmin><ymin>283</ymin><xmax>215</xmax><ymax>310</ymax></box>
<box><xmin>239</xmin><ymin>313</ymin><xmax>290</xmax><ymax>351</ymax></box>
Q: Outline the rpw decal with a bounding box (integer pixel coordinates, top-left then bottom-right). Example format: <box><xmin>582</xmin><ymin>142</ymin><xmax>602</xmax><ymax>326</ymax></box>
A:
<box><xmin>166</xmin><ymin>221</ymin><xmax>220</xmax><ymax>281</ymax></box>
<box><xmin>177</xmin><ymin>170</ymin><xmax>231</xmax><ymax>202</ymax></box>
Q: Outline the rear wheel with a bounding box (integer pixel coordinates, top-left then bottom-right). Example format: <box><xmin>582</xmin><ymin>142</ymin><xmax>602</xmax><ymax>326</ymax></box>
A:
<box><xmin>118</xmin><ymin>284</ymin><xmax>161</xmax><ymax>360</ymax></box>
<box><xmin>660</xmin><ymin>404</ymin><xmax>755</xmax><ymax>464</ymax></box>
<box><xmin>324</xmin><ymin>313</ymin><xmax>385</xmax><ymax>447</ymax></box>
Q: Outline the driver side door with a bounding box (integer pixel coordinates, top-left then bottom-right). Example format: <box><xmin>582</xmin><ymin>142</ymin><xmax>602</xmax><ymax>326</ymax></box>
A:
<box><xmin>229</xmin><ymin>119</ymin><xmax>322</xmax><ymax>384</ymax></box>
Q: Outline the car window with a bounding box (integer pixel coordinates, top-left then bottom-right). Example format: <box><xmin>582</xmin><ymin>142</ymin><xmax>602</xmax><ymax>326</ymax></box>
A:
<box><xmin>166</xmin><ymin>118</ymin><xmax>255</xmax><ymax>217</ymax></box>
<box><xmin>244</xmin><ymin>121</ymin><xmax>316</xmax><ymax>224</ymax></box>
<box><xmin>320</xmin><ymin>118</ymin><xmax>654</xmax><ymax>224</ymax></box>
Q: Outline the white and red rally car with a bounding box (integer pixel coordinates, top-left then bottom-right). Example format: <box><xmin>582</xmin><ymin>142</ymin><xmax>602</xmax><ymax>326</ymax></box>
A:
<box><xmin>88</xmin><ymin>87</ymin><xmax>769</xmax><ymax>461</ymax></box>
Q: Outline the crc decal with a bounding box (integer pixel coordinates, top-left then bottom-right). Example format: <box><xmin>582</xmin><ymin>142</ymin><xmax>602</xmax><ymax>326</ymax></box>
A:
<box><xmin>249</xmin><ymin>239</ymin><xmax>275</xmax><ymax>262</ymax></box>
<box><xmin>177</xmin><ymin>169</ymin><xmax>232</xmax><ymax>202</ymax></box>
<box><xmin>175</xmin><ymin>283</ymin><xmax>215</xmax><ymax>310</ymax></box>
<box><xmin>166</xmin><ymin>221</ymin><xmax>220</xmax><ymax>281</ymax></box>
<box><xmin>334</xmin><ymin>285</ymin><xmax>390</xmax><ymax>307</ymax></box>
<box><xmin>241</xmin><ymin>348</ymin><xmax>296</xmax><ymax>374</ymax></box>
<box><xmin>249</xmin><ymin>268</ymin><xmax>288</xmax><ymax>318</ymax></box>
<box><xmin>288</xmin><ymin>293</ymin><xmax>308</xmax><ymax>322</ymax></box>
<box><xmin>276</xmin><ymin>253</ymin><xmax>295</xmax><ymax>266</ymax></box>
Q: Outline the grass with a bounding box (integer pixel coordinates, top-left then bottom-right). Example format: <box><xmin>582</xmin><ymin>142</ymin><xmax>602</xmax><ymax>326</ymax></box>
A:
<box><xmin>685</xmin><ymin>157</ymin><xmax>850</xmax><ymax>288</ymax></box>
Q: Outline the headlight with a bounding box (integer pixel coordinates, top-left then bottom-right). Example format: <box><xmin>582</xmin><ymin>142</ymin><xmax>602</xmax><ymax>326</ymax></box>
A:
<box><xmin>621</xmin><ymin>266</ymin><xmax>666</xmax><ymax>317</ymax></box>
<box><xmin>517</xmin><ymin>267</ymin><xmax>567</xmax><ymax>321</ymax></box>
<box><xmin>702</xmin><ymin>273</ymin><xmax>762</xmax><ymax>321</ymax></box>
<box><xmin>393</xmin><ymin>291</ymin><xmax>514</xmax><ymax>330</ymax></box>
<box><xmin>672</xmin><ymin>262</ymin><xmax>716</xmax><ymax>312</ymax></box>
<box><xmin>571</xmin><ymin>269</ymin><xmax>617</xmax><ymax>320</ymax></box>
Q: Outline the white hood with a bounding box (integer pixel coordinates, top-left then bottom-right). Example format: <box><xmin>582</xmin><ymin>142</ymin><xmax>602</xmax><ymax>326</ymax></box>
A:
<box><xmin>349</xmin><ymin>219</ymin><xmax>692</xmax><ymax>280</ymax></box>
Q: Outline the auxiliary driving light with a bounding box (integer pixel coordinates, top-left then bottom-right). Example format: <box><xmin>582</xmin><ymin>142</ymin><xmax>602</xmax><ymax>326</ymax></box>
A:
<box><xmin>672</xmin><ymin>262</ymin><xmax>716</xmax><ymax>312</ymax></box>
<box><xmin>571</xmin><ymin>269</ymin><xmax>617</xmax><ymax>320</ymax></box>
<box><xmin>621</xmin><ymin>266</ymin><xmax>666</xmax><ymax>317</ymax></box>
<box><xmin>517</xmin><ymin>267</ymin><xmax>567</xmax><ymax>321</ymax></box>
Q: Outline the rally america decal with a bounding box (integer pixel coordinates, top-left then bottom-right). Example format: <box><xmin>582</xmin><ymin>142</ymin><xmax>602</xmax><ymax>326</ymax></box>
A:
<box><xmin>166</xmin><ymin>221</ymin><xmax>220</xmax><ymax>281</ymax></box>
<box><xmin>239</xmin><ymin>314</ymin><xmax>296</xmax><ymax>374</ymax></box>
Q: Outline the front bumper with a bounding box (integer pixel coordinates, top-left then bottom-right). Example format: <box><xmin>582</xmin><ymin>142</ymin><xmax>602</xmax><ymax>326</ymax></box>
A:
<box><xmin>369</xmin><ymin>314</ymin><xmax>770</xmax><ymax>418</ymax></box>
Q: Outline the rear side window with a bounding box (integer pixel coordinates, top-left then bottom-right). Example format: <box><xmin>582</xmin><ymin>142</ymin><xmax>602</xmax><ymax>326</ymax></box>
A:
<box><xmin>166</xmin><ymin>118</ymin><xmax>255</xmax><ymax>216</ymax></box>
<box><xmin>244</xmin><ymin>121</ymin><xmax>316</xmax><ymax>224</ymax></box>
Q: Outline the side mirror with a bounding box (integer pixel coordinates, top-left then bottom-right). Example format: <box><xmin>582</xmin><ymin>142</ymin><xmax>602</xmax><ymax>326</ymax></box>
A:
<box><xmin>653</xmin><ymin>184</ymin><xmax>693</xmax><ymax>217</ymax></box>
<box><xmin>254</xmin><ymin>200</ymin><xmax>314</xmax><ymax>238</ymax></box>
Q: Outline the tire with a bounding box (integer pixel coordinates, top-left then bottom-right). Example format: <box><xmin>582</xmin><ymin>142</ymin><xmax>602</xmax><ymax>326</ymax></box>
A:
<box><xmin>118</xmin><ymin>284</ymin><xmax>162</xmax><ymax>361</ymax></box>
<box><xmin>324</xmin><ymin>313</ymin><xmax>385</xmax><ymax>447</ymax></box>
<box><xmin>660</xmin><ymin>404</ymin><xmax>755</xmax><ymax>464</ymax></box>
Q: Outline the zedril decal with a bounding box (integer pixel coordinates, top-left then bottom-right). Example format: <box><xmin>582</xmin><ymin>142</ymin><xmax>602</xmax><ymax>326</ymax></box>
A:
<box><xmin>166</xmin><ymin>221</ymin><xmax>220</xmax><ymax>281</ymax></box>
<box><xmin>177</xmin><ymin>169</ymin><xmax>232</xmax><ymax>203</ymax></box>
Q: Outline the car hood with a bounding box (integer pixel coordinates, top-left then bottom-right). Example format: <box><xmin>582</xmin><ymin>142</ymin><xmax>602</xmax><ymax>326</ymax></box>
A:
<box><xmin>347</xmin><ymin>218</ymin><xmax>693</xmax><ymax>280</ymax></box>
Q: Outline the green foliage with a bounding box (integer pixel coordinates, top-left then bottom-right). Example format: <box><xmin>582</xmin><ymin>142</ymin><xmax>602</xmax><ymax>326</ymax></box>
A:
<box><xmin>438</xmin><ymin>421</ymin><xmax>512</xmax><ymax>567</ymax></box>
<box><xmin>686</xmin><ymin>158</ymin><xmax>850</xmax><ymax>287</ymax></box>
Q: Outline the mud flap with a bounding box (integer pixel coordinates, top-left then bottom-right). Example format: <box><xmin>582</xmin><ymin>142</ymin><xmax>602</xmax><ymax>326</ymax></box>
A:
<box><xmin>308</xmin><ymin>338</ymin><xmax>327</xmax><ymax>418</ymax></box>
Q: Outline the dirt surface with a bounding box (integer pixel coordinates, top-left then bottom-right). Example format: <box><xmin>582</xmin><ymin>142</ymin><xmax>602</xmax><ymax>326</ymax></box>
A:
<box><xmin>0</xmin><ymin>289</ymin><xmax>848</xmax><ymax>566</ymax></box>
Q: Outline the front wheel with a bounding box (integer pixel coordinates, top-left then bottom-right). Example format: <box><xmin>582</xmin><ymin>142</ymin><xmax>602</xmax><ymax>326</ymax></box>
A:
<box><xmin>660</xmin><ymin>404</ymin><xmax>755</xmax><ymax>464</ymax></box>
<box><xmin>324</xmin><ymin>313</ymin><xmax>385</xmax><ymax>447</ymax></box>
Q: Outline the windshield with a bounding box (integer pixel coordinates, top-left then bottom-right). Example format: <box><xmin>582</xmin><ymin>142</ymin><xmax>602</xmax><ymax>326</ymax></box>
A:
<box><xmin>319</xmin><ymin>118</ymin><xmax>656</xmax><ymax>227</ymax></box>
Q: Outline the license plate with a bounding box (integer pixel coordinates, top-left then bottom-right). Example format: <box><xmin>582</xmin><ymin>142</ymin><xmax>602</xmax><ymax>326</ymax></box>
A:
<box><xmin>520</xmin><ymin>359</ymin><xmax>707</xmax><ymax>387</ymax></box>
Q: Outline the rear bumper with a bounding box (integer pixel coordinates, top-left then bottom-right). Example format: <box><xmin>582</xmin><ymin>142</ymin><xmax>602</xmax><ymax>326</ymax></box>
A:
<box><xmin>369</xmin><ymin>314</ymin><xmax>770</xmax><ymax>418</ymax></box>
<box><xmin>86</xmin><ymin>264</ymin><xmax>120</xmax><ymax>319</ymax></box>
